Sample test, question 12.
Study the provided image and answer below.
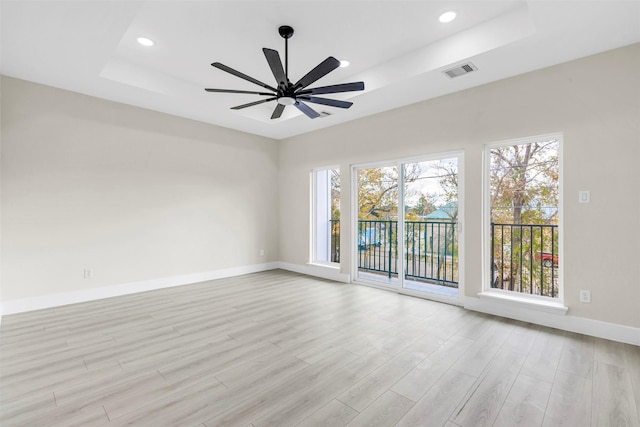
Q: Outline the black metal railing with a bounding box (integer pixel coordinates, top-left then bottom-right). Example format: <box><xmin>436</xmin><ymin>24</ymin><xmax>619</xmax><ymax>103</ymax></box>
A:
<box><xmin>405</xmin><ymin>221</ymin><xmax>458</xmax><ymax>285</ymax></box>
<box><xmin>330</xmin><ymin>219</ymin><xmax>340</xmax><ymax>263</ymax></box>
<box><xmin>491</xmin><ymin>223</ymin><xmax>559</xmax><ymax>298</ymax></box>
<box><xmin>329</xmin><ymin>220</ymin><xmax>557</xmax><ymax>296</ymax></box>
<box><xmin>330</xmin><ymin>220</ymin><xmax>458</xmax><ymax>286</ymax></box>
<box><xmin>357</xmin><ymin>220</ymin><xmax>398</xmax><ymax>278</ymax></box>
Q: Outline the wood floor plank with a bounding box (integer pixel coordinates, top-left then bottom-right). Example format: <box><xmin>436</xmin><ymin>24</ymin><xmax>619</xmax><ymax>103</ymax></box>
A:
<box><xmin>501</xmin><ymin>322</ymin><xmax>540</xmax><ymax>356</ymax></box>
<box><xmin>592</xmin><ymin>360</ymin><xmax>640</xmax><ymax>427</ymax></box>
<box><xmin>493</xmin><ymin>373</ymin><xmax>552</xmax><ymax>427</ymax></box>
<box><xmin>595</xmin><ymin>337</ymin><xmax>630</xmax><ymax>369</ymax></box>
<box><xmin>519</xmin><ymin>328</ymin><xmax>566</xmax><ymax>383</ymax></box>
<box><xmin>451</xmin><ymin>348</ymin><xmax>527</xmax><ymax>427</ymax></box>
<box><xmin>542</xmin><ymin>370</ymin><xmax>592</xmax><ymax>427</ymax></box>
<box><xmin>391</xmin><ymin>334</ymin><xmax>475</xmax><ymax>401</ymax></box>
<box><xmin>336</xmin><ymin>340</ymin><xmax>433</xmax><ymax>412</ymax></box>
<box><xmin>557</xmin><ymin>332</ymin><xmax>595</xmax><ymax>379</ymax></box>
<box><xmin>251</xmin><ymin>350</ymin><xmax>391</xmax><ymax>427</ymax></box>
<box><xmin>296</xmin><ymin>399</ymin><xmax>359</xmax><ymax>427</ymax></box>
<box><xmin>450</xmin><ymin>320</ymin><xmax>514</xmax><ymax>378</ymax></box>
<box><xmin>103</xmin><ymin>371</ymin><xmax>225</xmax><ymax>421</ymax></box>
<box><xmin>345</xmin><ymin>390</ymin><xmax>414</xmax><ymax>427</ymax></box>
<box><xmin>625</xmin><ymin>344</ymin><xmax>640</xmax><ymax>423</ymax></box>
<box><xmin>0</xmin><ymin>391</ymin><xmax>56</xmax><ymax>424</ymax></box>
<box><xmin>395</xmin><ymin>368</ymin><xmax>476</xmax><ymax>427</ymax></box>
<box><xmin>50</xmin><ymin>407</ymin><xmax>111</xmax><ymax>427</ymax></box>
<box><xmin>203</xmin><ymin>349</ymin><xmax>359</xmax><ymax>427</ymax></box>
<box><xmin>1</xmin><ymin>270</ymin><xmax>635</xmax><ymax>427</ymax></box>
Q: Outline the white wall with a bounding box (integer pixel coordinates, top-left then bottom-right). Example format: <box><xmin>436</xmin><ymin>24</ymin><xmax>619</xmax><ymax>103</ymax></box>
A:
<box><xmin>279</xmin><ymin>43</ymin><xmax>640</xmax><ymax>329</ymax></box>
<box><xmin>1</xmin><ymin>77</ymin><xmax>279</xmax><ymax>303</ymax></box>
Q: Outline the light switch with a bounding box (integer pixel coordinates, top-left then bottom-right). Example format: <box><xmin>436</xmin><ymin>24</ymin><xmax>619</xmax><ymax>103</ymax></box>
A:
<box><xmin>579</xmin><ymin>190</ymin><xmax>590</xmax><ymax>203</ymax></box>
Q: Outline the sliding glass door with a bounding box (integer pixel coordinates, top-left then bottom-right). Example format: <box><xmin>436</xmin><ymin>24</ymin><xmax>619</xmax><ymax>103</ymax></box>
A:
<box><xmin>355</xmin><ymin>165</ymin><xmax>400</xmax><ymax>286</ymax></box>
<box><xmin>354</xmin><ymin>153</ymin><xmax>462</xmax><ymax>300</ymax></box>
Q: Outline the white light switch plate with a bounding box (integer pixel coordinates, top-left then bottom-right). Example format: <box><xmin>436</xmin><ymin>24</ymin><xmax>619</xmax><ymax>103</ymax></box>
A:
<box><xmin>579</xmin><ymin>190</ymin><xmax>590</xmax><ymax>203</ymax></box>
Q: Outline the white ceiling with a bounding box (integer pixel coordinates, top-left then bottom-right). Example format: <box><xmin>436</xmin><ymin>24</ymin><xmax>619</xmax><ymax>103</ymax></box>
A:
<box><xmin>2</xmin><ymin>1</ymin><xmax>639</xmax><ymax>140</ymax></box>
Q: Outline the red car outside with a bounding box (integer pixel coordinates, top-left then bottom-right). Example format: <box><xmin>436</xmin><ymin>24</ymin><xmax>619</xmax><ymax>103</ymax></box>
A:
<box><xmin>534</xmin><ymin>252</ymin><xmax>559</xmax><ymax>268</ymax></box>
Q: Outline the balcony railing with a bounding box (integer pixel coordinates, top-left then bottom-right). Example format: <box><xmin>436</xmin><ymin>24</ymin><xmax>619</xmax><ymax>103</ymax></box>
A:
<box><xmin>491</xmin><ymin>223</ymin><xmax>559</xmax><ymax>298</ymax></box>
<box><xmin>329</xmin><ymin>220</ymin><xmax>458</xmax><ymax>286</ymax></box>
<box><xmin>329</xmin><ymin>220</ymin><xmax>559</xmax><ymax>296</ymax></box>
<box><xmin>330</xmin><ymin>219</ymin><xmax>340</xmax><ymax>263</ymax></box>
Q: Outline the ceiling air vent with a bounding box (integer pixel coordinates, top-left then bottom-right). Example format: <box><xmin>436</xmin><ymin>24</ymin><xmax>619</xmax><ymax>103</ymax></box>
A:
<box><xmin>319</xmin><ymin>111</ymin><xmax>332</xmax><ymax>118</ymax></box>
<box><xmin>443</xmin><ymin>62</ymin><xmax>477</xmax><ymax>78</ymax></box>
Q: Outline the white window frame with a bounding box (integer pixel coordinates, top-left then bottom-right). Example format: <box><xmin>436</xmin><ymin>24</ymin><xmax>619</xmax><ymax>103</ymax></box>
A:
<box><xmin>310</xmin><ymin>166</ymin><xmax>340</xmax><ymax>266</ymax></box>
<box><xmin>350</xmin><ymin>150</ymin><xmax>465</xmax><ymax>305</ymax></box>
<box><xmin>481</xmin><ymin>133</ymin><xmax>566</xmax><ymax>313</ymax></box>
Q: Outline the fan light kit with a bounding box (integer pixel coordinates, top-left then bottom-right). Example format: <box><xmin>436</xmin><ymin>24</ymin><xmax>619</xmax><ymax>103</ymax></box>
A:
<box><xmin>205</xmin><ymin>25</ymin><xmax>365</xmax><ymax>119</ymax></box>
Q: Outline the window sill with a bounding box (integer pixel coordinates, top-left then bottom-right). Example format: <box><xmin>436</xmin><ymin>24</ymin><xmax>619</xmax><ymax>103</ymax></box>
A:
<box><xmin>307</xmin><ymin>262</ymin><xmax>340</xmax><ymax>270</ymax></box>
<box><xmin>477</xmin><ymin>290</ymin><xmax>568</xmax><ymax>315</ymax></box>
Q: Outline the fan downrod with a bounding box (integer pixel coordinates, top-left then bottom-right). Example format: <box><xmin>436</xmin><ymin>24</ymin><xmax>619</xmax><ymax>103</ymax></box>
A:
<box><xmin>278</xmin><ymin>25</ymin><xmax>294</xmax><ymax>39</ymax></box>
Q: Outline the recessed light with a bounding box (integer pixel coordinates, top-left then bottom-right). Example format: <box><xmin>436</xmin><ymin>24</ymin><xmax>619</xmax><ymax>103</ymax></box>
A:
<box><xmin>339</xmin><ymin>60</ymin><xmax>350</xmax><ymax>68</ymax></box>
<box><xmin>439</xmin><ymin>11</ymin><xmax>457</xmax><ymax>23</ymax></box>
<box><xmin>137</xmin><ymin>37</ymin><xmax>154</xmax><ymax>47</ymax></box>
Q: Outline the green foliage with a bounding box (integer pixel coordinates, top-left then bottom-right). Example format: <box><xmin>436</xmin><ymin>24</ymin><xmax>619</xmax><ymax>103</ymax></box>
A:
<box><xmin>405</xmin><ymin>193</ymin><xmax>438</xmax><ymax>220</ymax></box>
<box><xmin>330</xmin><ymin>169</ymin><xmax>341</xmax><ymax>220</ymax></box>
<box><xmin>357</xmin><ymin>167</ymin><xmax>400</xmax><ymax>220</ymax></box>
<box><xmin>490</xmin><ymin>140</ymin><xmax>559</xmax><ymax>225</ymax></box>
<box><xmin>490</xmin><ymin>140</ymin><xmax>560</xmax><ymax>297</ymax></box>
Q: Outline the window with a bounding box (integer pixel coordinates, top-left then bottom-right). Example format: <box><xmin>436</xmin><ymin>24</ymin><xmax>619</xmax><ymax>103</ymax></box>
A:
<box><xmin>485</xmin><ymin>134</ymin><xmax>561</xmax><ymax>300</ymax></box>
<box><xmin>311</xmin><ymin>167</ymin><xmax>340</xmax><ymax>264</ymax></box>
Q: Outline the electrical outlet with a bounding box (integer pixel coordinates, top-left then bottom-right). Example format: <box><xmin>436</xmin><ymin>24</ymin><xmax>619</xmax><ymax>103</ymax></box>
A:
<box><xmin>579</xmin><ymin>289</ymin><xmax>591</xmax><ymax>303</ymax></box>
<box><xmin>259</xmin><ymin>249</ymin><xmax>265</xmax><ymax>256</ymax></box>
<box><xmin>83</xmin><ymin>269</ymin><xmax>93</xmax><ymax>279</ymax></box>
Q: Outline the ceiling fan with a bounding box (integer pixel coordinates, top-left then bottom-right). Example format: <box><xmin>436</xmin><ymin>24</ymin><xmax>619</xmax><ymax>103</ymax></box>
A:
<box><xmin>205</xmin><ymin>25</ymin><xmax>365</xmax><ymax>120</ymax></box>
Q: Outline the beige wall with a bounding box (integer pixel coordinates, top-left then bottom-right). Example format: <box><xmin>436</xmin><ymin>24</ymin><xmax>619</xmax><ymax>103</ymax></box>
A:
<box><xmin>1</xmin><ymin>77</ymin><xmax>279</xmax><ymax>301</ymax></box>
<box><xmin>279</xmin><ymin>44</ymin><xmax>640</xmax><ymax>328</ymax></box>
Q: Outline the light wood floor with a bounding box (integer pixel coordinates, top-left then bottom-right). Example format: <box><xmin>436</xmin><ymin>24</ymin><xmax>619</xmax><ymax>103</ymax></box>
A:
<box><xmin>1</xmin><ymin>270</ymin><xmax>639</xmax><ymax>427</ymax></box>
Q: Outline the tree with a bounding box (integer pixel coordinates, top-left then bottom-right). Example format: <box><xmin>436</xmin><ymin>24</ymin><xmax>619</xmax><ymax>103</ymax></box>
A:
<box><xmin>411</xmin><ymin>194</ymin><xmax>437</xmax><ymax>217</ymax></box>
<box><xmin>490</xmin><ymin>139</ymin><xmax>559</xmax><ymax>295</ymax></box>
<box><xmin>490</xmin><ymin>140</ymin><xmax>559</xmax><ymax>225</ymax></box>
<box><xmin>357</xmin><ymin>165</ymin><xmax>421</xmax><ymax>220</ymax></box>
<box><xmin>330</xmin><ymin>169</ymin><xmax>340</xmax><ymax>220</ymax></box>
<box><xmin>433</xmin><ymin>160</ymin><xmax>459</xmax><ymax>205</ymax></box>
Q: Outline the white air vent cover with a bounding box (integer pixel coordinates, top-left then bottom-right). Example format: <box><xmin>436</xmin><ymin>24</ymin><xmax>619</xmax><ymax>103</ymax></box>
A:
<box><xmin>443</xmin><ymin>62</ymin><xmax>477</xmax><ymax>78</ymax></box>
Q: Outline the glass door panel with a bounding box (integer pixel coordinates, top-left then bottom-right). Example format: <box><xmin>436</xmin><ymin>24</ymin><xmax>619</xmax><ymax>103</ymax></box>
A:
<box><xmin>356</xmin><ymin>166</ymin><xmax>399</xmax><ymax>286</ymax></box>
<box><xmin>403</xmin><ymin>158</ymin><xmax>459</xmax><ymax>297</ymax></box>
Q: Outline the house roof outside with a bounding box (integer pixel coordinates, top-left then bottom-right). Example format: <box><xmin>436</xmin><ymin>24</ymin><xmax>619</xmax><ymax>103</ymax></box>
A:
<box><xmin>426</xmin><ymin>201</ymin><xmax>458</xmax><ymax>220</ymax></box>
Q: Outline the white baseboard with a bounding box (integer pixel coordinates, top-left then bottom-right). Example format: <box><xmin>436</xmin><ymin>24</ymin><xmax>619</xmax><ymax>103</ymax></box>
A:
<box><xmin>0</xmin><ymin>262</ymin><xmax>279</xmax><ymax>316</ymax></box>
<box><xmin>277</xmin><ymin>261</ymin><xmax>351</xmax><ymax>283</ymax></box>
<box><xmin>464</xmin><ymin>295</ymin><xmax>640</xmax><ymax>346</ymax></box>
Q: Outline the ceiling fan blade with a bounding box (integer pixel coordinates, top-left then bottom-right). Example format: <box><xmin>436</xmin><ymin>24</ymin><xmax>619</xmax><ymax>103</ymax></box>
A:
<box><xmin>205</xmin><ymin>88</ymin><xmax>275</xmax><ymax>96</ymax></box>
<box><xmin>263</xmin><ymin>48</ymin><xmax>286</xmax><ymax>87</ymax></box>
<box><xmin>298</xmin><ymin>96</ymin><xmax>353</xmax><ymax>109</ymax></box>
<box><xmin>212</xmin><ymin>62</ymin><xmax>278</xmax><ymax>92</ymax></box>
<box><xmin>231</xmin><ymin>97</ymin><xmax>277</xmax><ymax>110</ymax></box>
<box><xmin>293</xmin><ymin>57</ymin><xmax>341</xmax><ymax>91</ymax></box>
<box><xmin>271</xmin><ymin>103</ymin><xmax>286</xmax><ymax>119</ymax></box>
<box><xmin>294</xmin><ymin>100</ymin><xmax>320</xmax><ymax>119</ymax></box>
<box><xmin>297</xmin><ymin>81</ymin><xmax>365</xmax><ymax>96</ymax></box>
